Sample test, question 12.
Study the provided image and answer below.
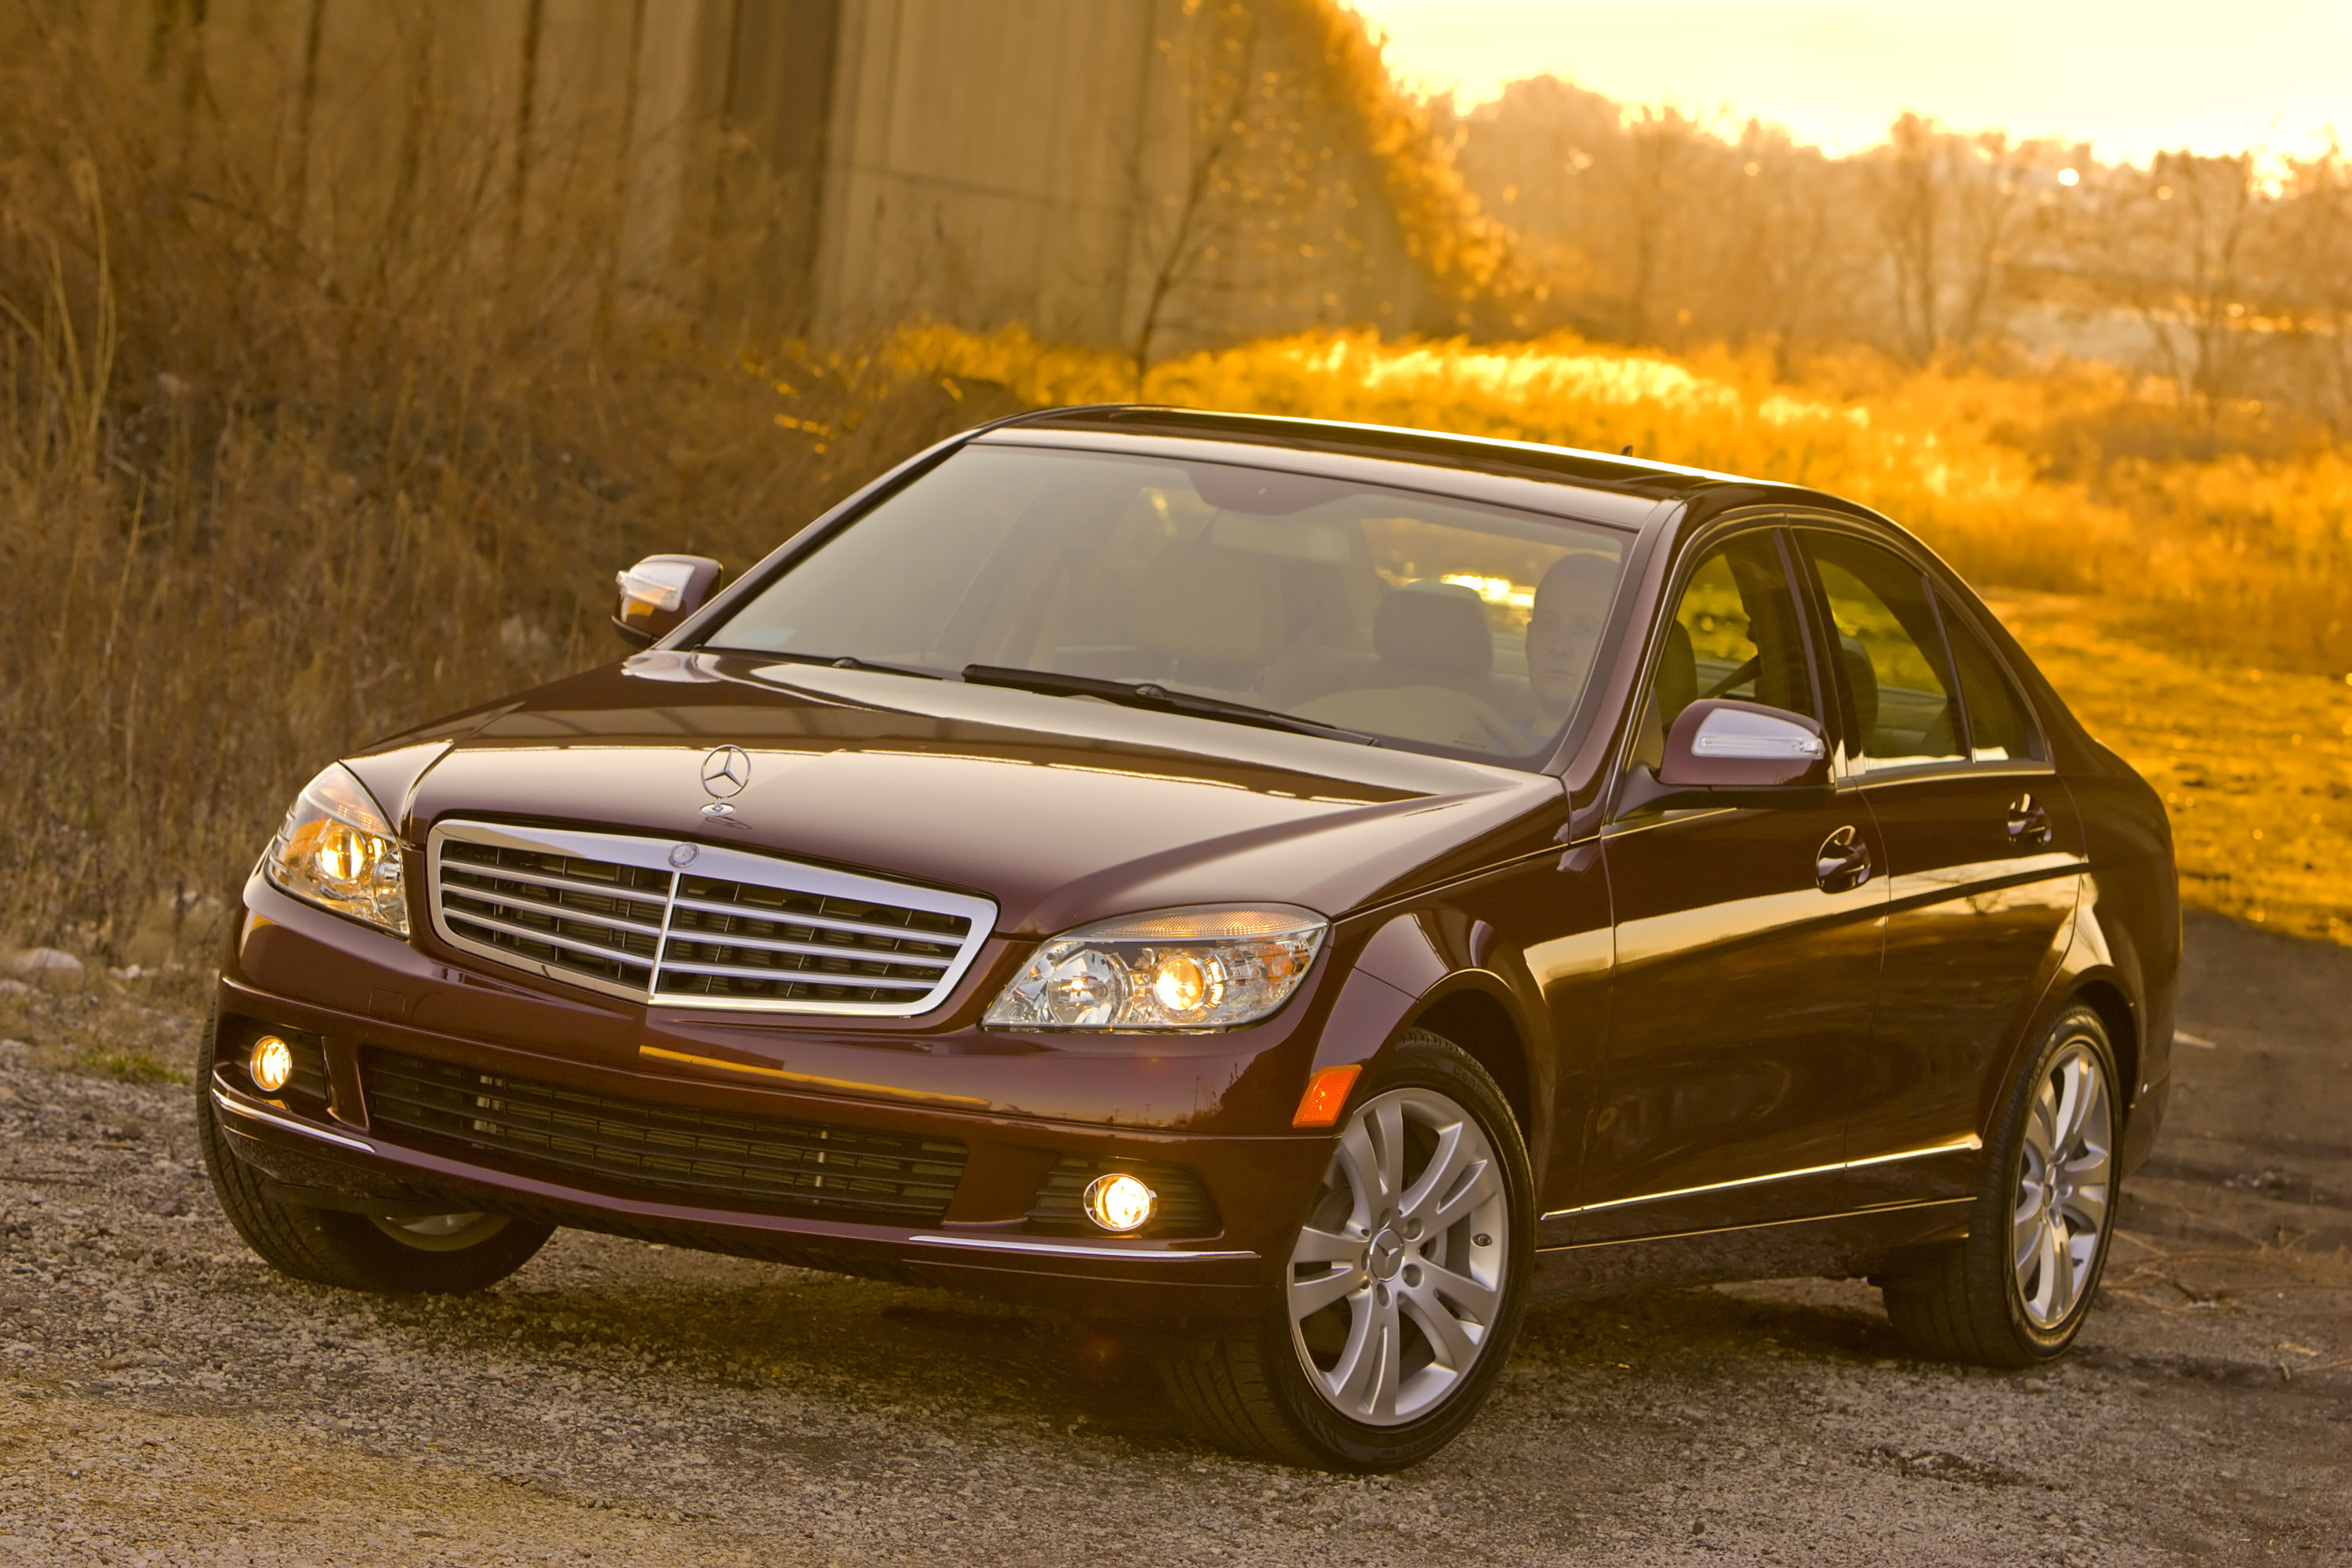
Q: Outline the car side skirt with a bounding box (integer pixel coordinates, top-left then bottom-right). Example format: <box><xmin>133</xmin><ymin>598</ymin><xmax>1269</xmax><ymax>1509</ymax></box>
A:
<box><xmin>1532</xmin><ymin>1198</ymin><xmax>1973</xmax><ymax>1302</ymax></box>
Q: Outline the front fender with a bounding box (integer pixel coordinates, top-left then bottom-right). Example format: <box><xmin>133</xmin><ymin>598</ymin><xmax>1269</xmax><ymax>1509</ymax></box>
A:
<box><xmin>1316</xmin><ymin>890</ymin><xmax>1571</xmax><ymax>1199</ymax></box>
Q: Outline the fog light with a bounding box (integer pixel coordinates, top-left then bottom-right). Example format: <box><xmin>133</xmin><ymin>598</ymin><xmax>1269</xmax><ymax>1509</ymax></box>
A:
<box><xmin>1083</xmin><ymin>1172</ymin><xmax>1157</xmax><ymax>1234</ymax></box>
<box><xmin>249</xmin><ymin>1036</ymin><xmax>293</xmax><ymax>1094</ymax></box>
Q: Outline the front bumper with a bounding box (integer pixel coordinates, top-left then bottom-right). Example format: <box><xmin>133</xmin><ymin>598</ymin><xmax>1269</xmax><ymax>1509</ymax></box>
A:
<box><xmin>210</xmin><ymin>876</ymin><xmax>1349</xmax><ymax>1324</ymax></box>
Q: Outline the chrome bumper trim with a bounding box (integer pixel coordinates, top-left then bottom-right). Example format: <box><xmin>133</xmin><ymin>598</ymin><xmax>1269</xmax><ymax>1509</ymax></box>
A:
<box><xmin>910</xmin><ymin>1234</ymin><xmax>1258</xmax><ymax>1261</ymax></box>
<box><xmin>211</xmin><ymin>1085</ymin><xmax>374</xmax><ymax>1153</ymax></box>
<box><xmin>1542</xmin><ymin>1134</ymin><xmax>1984</xmax><ymax>1221</ymax></box>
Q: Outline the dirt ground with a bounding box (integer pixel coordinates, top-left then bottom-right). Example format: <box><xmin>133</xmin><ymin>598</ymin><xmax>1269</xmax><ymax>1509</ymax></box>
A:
<box><xmin>1</xmin><ymin>912</ymin><xmax>2345</xmax><ymax>1566</ymax></box>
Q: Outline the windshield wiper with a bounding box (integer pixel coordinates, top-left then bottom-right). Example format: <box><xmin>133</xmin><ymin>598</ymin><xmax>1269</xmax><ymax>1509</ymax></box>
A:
<box><xmin>961</xmin><ymin>665</ymin><xmax>1378</xmax><ymax>745</ymax></box>
<box><xmin>746</xmin><ymin>651</ymin><xmax>949</xmax><ymax>681</ymax></box>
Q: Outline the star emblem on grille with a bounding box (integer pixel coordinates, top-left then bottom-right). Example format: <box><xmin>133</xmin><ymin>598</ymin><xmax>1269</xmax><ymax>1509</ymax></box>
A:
<box><xmin>700</xmin><ymin>745</ymin><xmax>751</xmax><ymax>799</ymax></box>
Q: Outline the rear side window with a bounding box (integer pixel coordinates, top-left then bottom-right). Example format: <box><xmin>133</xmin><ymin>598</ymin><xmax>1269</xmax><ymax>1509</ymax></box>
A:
<box><xmin>1798</xmin><ymin>532</ymin><xmax>1964</xmax><ymax>771</ymax></box>
<box><xmin>1939</xmin><ymin>590</ymin><xmax>2044</xmax><ymax>762</ymax></box>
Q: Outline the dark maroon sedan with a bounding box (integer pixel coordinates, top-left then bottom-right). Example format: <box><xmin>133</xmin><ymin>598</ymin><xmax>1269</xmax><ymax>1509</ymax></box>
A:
<box><xmin>201</xmin><ymin>407</ymin><xmax>2177</xmax><ymax>1470</ymax></box>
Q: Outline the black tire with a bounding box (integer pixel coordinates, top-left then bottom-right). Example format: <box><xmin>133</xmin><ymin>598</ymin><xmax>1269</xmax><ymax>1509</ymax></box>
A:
<box><xmin>1881</xmin><ymin>1002</ymin><xmax>2122</xmax><ymax>1367</ymax></box>
<box><xmin>196</xmin><ymin>1041</ymin><xmax>553</xmax><ymax>1295</ymax></box>
<box><xmin>1157</xmin><ymin>1029</ymin><xmax>1534</xmax><ymax>1471</ymax></box>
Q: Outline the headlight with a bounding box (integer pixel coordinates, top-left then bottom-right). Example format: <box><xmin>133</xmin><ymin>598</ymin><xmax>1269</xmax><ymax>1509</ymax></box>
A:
<box><xmin>263</xmin><ymin>764</ymin><xmax>409</xmax><ymax>938</ymax></box>
<box><xmin>983</xmin><ymin>906</ymin><xmax>1326</xmax><ymax>1031</ymax></box>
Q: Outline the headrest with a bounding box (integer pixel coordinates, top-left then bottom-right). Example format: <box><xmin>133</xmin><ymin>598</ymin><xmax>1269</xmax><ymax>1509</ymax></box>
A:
<box><xmin>1374</xmin><ymin>582</ymin><xmax>1492</xmax><ymax>677</ymax></box>
<box><xmin>1655</xmin><ymin>620</ymin><xmax>1697</xmax><ymax>728</ymax></box>
<box><xmin>1128</xmin><ymin>540</ymin><xmax>1285</xmax><ymax>666</ymax></box>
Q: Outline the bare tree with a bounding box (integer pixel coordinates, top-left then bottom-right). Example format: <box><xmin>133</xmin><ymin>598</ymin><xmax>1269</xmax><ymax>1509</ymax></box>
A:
<box><xmin>1613</xmin><ymin>107</ymin><xmax>1700</xmax><ymax>342</ymax></box>
<box><xmin>1123</xmin><ymin>1</ymin><xmax>1358</xmax><ymax>390</ymax></box>
<box><xmin>2278</xmin><ymin>142</ymin><xmax>2352</xmax><ymax>434</ymax></box>
<box><xmin>1944</xmin><ymin>130</ymin><xmax>2049</xmax><ymax>354</ymax></box>
<box><xmin>1125</xmin><ymin>2</ymin><xmax>1263</xmax><ymax>394</ymax></box>
<box><xmin>2096</xmin><ymin>151</ymin><xmax>2265</xmax><ymax>422</ymax></box>
<box><xmin>1871</xmin><ymin>114</ymin><xmax>1945</xmax><ymax>364</ymax></box>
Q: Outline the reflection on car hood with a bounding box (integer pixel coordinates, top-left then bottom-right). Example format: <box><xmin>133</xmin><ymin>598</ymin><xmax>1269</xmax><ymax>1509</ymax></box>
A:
<box><xmin>384</xmin><ymin>652</ymin><xmax>1563</xmax><ymax>933</ymax></box>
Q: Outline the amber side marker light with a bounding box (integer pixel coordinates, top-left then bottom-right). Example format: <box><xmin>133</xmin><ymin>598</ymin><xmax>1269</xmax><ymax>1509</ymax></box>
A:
<box><xmin>249</xmin><ymin>1036</ymin><xmax>294</xmax><ymax>1094</ymax></box>
<box><xmin>1291</xmin><ymin>1063</ymin><xmax>1363</xmax><ymax>1127</ymax></box>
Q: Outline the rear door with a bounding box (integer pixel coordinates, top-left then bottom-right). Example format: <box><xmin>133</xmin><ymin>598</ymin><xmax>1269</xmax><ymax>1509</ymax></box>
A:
<box><xmin>1581</xmin><ymin>525</ymin><xmax>1886</xmax><ymax>1241</ymax></box>
<box><xmin>1792</xmin><ymin>527</ymin><xmax>2084</xmax><ymax>1207</ymax></box>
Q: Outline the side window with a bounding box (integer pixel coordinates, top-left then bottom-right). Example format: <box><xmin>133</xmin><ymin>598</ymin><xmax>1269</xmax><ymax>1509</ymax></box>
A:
<box><xmin>1798</xmin><ymin>532</ymin><xmax>1964</xmax><ymax>770</ymax></box>
<box><xmin>1632</xmin><ymin>531</ymin><xmax>1815</xmax><ymax>770</ymax></box>
<box><xmin>1939</xmin><ymin>590</ymin><xmax>2044</xmax><ymax>762</ymax></box>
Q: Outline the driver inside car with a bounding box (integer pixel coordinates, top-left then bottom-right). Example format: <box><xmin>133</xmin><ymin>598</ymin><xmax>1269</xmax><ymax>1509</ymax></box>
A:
<box><xmin>1523</xmin><ymin>550</ymin><xmax>1618</xmax><ymax>742</ymax></box>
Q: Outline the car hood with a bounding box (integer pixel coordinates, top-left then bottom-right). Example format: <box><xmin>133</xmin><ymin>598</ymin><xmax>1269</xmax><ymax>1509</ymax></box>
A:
<box><xmin>368</xmin><ymin>652</ymin><xmax>1563</xmax><ymax>935</ymax></box>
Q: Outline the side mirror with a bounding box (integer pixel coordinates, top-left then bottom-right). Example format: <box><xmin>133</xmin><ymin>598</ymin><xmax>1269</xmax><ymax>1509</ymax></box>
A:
<box><xmin>1619</xmin><ymin>699</ymin><xmax>1834</xmax><ymax>815</ymax></box>
<box><xmin>612</xmin><ymin>554</ymin><xmax>723</xmax><ymax>647</ymax></box>
<box><xmin>1661</xmin><ymin>699</ymin><xmax>1831</xmax><ymax>788</ymax></box>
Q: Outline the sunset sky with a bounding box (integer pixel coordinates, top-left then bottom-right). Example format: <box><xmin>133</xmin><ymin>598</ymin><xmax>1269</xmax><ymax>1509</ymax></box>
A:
<box><xmin>1349</xmin><ymin>0</ymin><xmax>2350</xmax><ymax>167</ymax></box>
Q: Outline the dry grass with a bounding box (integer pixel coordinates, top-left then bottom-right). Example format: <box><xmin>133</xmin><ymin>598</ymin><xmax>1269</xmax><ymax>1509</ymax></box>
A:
<box><xmin>0</xmin><ymin>17</ymin><xmax>1004</xmax><ymax>964</ymax></box>
<box><xmin>1985</xmin><ymin>593</ymin><xmax>2352</xmax><ymax>945</ymax></box>
<box><xmin>903</xmin><ymin>324</ymin><xmax>2352</xmax><ymax>940</ymax></box>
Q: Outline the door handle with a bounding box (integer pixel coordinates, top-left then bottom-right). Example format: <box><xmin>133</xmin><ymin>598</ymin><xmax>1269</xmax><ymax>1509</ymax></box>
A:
<box><xmin>2006</xmin><ymin>793</ymin><xmax>2053</xmax><ymax>847</ymax></box>
<box><xmin>1815</xmin><ymin>825</ymin><xmax>1872</xmax><ymax>893</ymax></box>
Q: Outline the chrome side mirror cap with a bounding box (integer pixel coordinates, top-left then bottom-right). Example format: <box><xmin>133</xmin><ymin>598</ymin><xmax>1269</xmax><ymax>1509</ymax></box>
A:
<box><xmin>612</xmin><ymin>554</ymin><xmax>723</xmax><ymax>647</ymax></box>
<box><xmin>1659</xmin><ymin>699</ymin><xmax>1831</xmax><ymax>789</ymax></box>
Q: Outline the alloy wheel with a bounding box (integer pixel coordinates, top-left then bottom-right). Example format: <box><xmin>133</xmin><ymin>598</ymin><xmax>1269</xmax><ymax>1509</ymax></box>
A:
<box><xmin>2010</xmin><ymin>1036</ymin><xmax>2114</xmax><ymax>1329</ymax></box>
<box><xmin>1286</xmin><ymin>1087</ymin><xmax>1508</xmax><ymax>1426</ymax></box>
<box><xmin>368</xmin><ymin>1210</ymin><xmax>512</xmax><ymax>1253</ymax></box>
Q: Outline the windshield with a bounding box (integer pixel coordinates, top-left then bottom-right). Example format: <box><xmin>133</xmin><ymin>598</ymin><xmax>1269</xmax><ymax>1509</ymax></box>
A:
<box><xmin>703</xmin><ymin>444</ymin><xmax>1632</xmax><ymax>761</ymax></box>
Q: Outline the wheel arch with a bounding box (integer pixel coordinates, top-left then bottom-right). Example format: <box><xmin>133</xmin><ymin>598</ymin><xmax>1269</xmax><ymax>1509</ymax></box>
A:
<box><xmin>1406</xmin><ymin>980</ymin><xmax>1534</xmax><ymax>1142</ymax></box>
<box><xmin>2068</xmin><ymin>977</ymin><xmax>2140</xmax><ymax>1127</ymax></box>
<box><xmin>1335</xmin><ymin>906</ymin><xmax>1566</xmax><ymax>1192</ymax></box>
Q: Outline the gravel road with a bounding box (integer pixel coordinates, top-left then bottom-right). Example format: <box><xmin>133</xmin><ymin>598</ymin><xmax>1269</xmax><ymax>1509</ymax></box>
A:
<box><xmin>2</xmin><ymin>912</ymin><xmax>2347</xmax><ymax>1566</ymax></box>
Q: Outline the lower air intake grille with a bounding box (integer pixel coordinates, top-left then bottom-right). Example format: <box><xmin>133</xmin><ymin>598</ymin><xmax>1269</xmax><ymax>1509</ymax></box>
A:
<box><xmin>1025</xmin><ymin>1155</ymin><xmax>1220</xmax><ymax>1238</ymax></box>
<box><xmin>364</xmin><ymin>1051</ymin><xmax>967</xmax><ymax>1222</ymax></box>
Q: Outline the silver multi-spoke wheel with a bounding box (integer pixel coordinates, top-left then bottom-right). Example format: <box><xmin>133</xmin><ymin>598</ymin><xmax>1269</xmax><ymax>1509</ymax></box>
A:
<box><xmin>1287</xmin><ymin>1087</ymin><xmax>1508</xmax><ymax>1426</ymax></box>
<box><xmin>1881</xmin><ymin>1004</ymin><xmax>2121</xmax><ymax>1368</ymax></box>
<box><xmin>368</xmin><ymin>1210</ymin><xmax>512</xmax><ymax>1253</ymax></box>
<box><xmin>2010</xmin><ymin>1036</ymin><xmax>2113</xmax><ymax>1329</ymax></box>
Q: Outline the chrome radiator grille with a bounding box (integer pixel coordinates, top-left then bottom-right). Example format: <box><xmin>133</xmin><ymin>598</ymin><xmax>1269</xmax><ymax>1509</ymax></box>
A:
<box><xmin>428</xmin><ymin>822</ymin><xmax>995</xmax><ymax>1016</ymax></box>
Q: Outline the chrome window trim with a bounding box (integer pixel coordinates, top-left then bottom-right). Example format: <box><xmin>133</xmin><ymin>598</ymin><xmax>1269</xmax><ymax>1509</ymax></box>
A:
<box><xmin>1541</xmin><ymin>1134</ymin><xmax>1983</xmax><ymax>1221</ymax></box>
<box><xmin>427</xmin><ymin>820</ymin><xmax>997</xmax><ymax>1018</ymax></box>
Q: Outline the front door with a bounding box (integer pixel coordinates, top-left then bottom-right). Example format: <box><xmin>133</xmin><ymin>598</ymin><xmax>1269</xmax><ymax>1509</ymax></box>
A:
<box><xmin>1795</xmin><ymin>529</ymin><xmax>2085</xmax><ymax>1207</ymax></box>
<box><xmin>1580</xmin><ymin>526</ymin><xmax>1887</xmax><ymax>1242</ymax></box>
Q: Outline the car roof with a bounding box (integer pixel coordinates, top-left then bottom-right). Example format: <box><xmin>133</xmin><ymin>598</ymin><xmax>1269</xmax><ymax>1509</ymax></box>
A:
<box><xmin>980</xmin><ymin>405</ymin><xmax>1860</xmax><ymax>517</ymax></box>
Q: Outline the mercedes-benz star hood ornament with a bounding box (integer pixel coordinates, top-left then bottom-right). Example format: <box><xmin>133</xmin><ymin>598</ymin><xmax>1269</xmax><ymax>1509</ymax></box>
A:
<box><xmin>700</xmin><ymin>745</ymin><xmax>751</xmax><ymax>799</ymax></box>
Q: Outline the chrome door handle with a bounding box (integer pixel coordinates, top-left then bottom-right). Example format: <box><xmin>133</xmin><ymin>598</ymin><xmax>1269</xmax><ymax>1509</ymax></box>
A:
<box><xmin>2006</xmin><ymin>793</ymin><xmax>2053</xmax><ymax>847</ymax></box>
<box><xmin>1815</xmin><ymin>825</ymin><xmax>1872</xmax><ymax>893</ymax></box>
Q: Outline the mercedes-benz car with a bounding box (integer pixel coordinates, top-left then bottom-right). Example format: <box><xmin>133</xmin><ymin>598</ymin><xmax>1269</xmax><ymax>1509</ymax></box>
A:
<box><xmin>199</xmin><ymin>406</ymin><xmax>2178</xmax><ymax>1470</ymax></box>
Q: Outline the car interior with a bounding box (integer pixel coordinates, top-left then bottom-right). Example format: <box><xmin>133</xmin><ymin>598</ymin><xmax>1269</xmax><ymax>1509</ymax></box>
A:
<box><xmin>713</xmin><ymin>447</ymin><xmax>1632</xmax><ymax>758</ymax></box>
<box><xmin>1802</xmin><ymin>533</ymin><xmax>1968</xmax><ymax>767</ymax></box>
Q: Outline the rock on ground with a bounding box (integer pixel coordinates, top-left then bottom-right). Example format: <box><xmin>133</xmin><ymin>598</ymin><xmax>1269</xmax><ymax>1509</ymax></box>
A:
<box><xmin>0</xmin><ymin>912</ymin><xmax>2346</xmax><ymax>1566</ymax></box>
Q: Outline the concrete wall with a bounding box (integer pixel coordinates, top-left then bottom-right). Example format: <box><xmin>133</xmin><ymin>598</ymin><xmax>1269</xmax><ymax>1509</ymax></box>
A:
<box><xmin>811</xmin><ymin>0</ymin><xmax>1160</xmax><ymax>344</ymax></box>
<box><xmin>99</xmin><ymin>0</ymin><xmax>1432</xmax><ymax>354</ymax></box>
